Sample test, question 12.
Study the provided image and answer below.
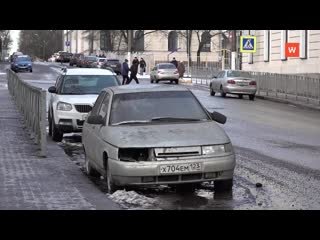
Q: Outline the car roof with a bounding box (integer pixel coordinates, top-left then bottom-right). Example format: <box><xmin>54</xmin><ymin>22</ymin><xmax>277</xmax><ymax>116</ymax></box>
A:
<box><xmin>65</xmin><ymin>68</ymin><xmax>114</xmax><ymax>76</ymax></box>
<box><xmin>107</xmin><ymin>84</ymin><xmax>190</xmax><ymax>94</ymax></box>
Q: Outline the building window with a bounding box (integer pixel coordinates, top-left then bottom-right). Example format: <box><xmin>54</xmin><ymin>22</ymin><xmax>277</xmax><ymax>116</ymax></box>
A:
<box><xmin>300</xmin><ymin>30</ymin><xmax>308</xmax><ymax>59</ymax></box>
<box><xmin>168</xmin><ymin>31</ymin><xmax>178</xmax><ymax>52</ymax></box>
<box><xmin>134</xmin><ymin>30</ymin><xmax>144</xmax><ymax>52</ymax></box>
<box><xmin>264</xmin><ymin>30</ymin><xmax>270</xmax><ymax>62</ymax></box>
<box><xmin>281</xmin><ymin>30</ymin><xmax>288</xmax><ymax>61</ymax></box>
<box><xmin>201</xmin><ymin>32</ymin><xmax>211</xmax><ymax>52</ymax></box>
<box><xmin>100</xmin><ymin>30</ymin><xmax>113</xmax><ymax>51</ymax></box>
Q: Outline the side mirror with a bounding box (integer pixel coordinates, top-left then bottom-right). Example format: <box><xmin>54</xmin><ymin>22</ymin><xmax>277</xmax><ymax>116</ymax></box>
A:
<box><xmin>210</xmin><ymin>111</ymin><xmax>227</xmax><ymax>124</ymax></box>
<box><xmin>87</xmin><ymin>115</ymin><xmax>104</xmax><ymax>125</ymax></box>
<box><xmin>48</xmin><ymin>86</ymin><xmax>57</xmax><ymax>93</ymax></box>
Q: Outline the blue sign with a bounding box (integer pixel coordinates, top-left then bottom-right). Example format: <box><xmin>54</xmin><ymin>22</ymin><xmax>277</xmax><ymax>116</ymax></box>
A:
<box><xmin>240</xmin><ymin>36</ymin><xmax>256</xmax><ymax>53</ymax></box>
<box><xmin>65</xmin><ymin>41</ymin><xmax>70</xmax><ymax>47</ymax></box>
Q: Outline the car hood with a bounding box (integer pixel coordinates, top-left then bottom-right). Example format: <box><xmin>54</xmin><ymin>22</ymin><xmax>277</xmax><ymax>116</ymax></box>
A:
<box><xmin>56</xmin><ymin>94</ymin><xmax>99</xmax><ymax>105</ymax></box>
<box><xmin>101</xmin><ymin>121</ymin><xmax>231</xmax><ymax>148</ymax></box>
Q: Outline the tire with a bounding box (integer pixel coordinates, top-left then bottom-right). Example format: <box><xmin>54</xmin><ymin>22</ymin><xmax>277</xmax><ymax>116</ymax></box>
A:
<box><xmin>48</xmin><ymin>112</ymin><xmax>52</xmax><ymax>136</ymax></box>
<box><xmin>249</xmin><ymin>94</ymin><xmax>255</xmax><ymax>101</ymax></box>
<box><xmin>175</xmin><ymin>183</ymin><xmax>197</xmax><ymax>193</ymax></box>
<box><xmin>210</xmin><ymin>87</ymin><xmax>216</xmax><ymax>96</ymax></box>
<box><xmin>220</xmin><ymin>86</ymin><xmax>226</xmax><ymax>98</ymax></box>
<box><xmin>239</xmin><ymin>94</ymin><xmax>243</xmax><ymax>99</ymax></box>
<box><xmin>175</xmin><ymin>80</ymin><xmax>179</xmax><ymax>84</ymax></box>
<box><xmin>84</xmin><ymin>152</ymin><xmax>100</xmax><ymax>177</ymax></box>
<box><xmin>150</xmin><ymin>78</ymin><xmax>154</xmax><ymax>83</ymax></box>
<box><xmin>156</xmin><ymin>80</ymin><xmax>159</xmax><ymax>84</ymax></box>
<box><xmin>214</xmin><ymin>179</ymin><xmax>233</xmax><ymax>192</ymax></box>
<box><xmin>30</xmin><ymin>69</ymin><xmax>32</xmax><ymax>73</ymax></box>
<box><xmin>51</xmin><ymin>114</ymin><xmax>63</xmax><ymax>142</ymax></box>
<box><xmin>105</xmin><ymin>160</ymin><xmax>122</xmax><ymax>193</ymax></box>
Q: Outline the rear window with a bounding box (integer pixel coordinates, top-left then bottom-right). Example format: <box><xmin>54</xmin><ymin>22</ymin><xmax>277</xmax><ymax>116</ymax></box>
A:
<box><xmin>158</xmin><ymin>64</ymin><xmax>176</xmax><ymax>69</ymax></box>
<box><xmin>227</xmin><ymin>71</ymin><xmax>251</xmax><ymax>78</ymax></box>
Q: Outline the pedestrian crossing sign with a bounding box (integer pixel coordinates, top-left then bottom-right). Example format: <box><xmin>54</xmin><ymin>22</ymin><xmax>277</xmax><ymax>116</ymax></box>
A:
<box><xmin>240</xmin><ymin>36</ymin><xmax>256</xmax><ymax>53</ymax></box>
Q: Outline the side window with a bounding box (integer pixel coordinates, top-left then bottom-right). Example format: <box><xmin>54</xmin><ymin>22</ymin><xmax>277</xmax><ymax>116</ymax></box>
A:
<box><xmin>91</xmin><ymin>92</ymin><xmax>106</xmax><ymax>116</ymax></box>
<box><xmin>98</xmin><ymin>93</ymin><xmax>111</xmax><ymax>120</ymax></box>
<box><xmin>55</xmin><ymin>76</ymin><xmax>61</xmax><ymax>87</ymax></box>
<box><xmin>55</xmin><ymin>75</ymin><xmax>63</xmax><ymax>92</ymax></box>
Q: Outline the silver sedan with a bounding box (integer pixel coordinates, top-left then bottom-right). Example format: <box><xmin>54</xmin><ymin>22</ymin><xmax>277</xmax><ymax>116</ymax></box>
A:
<box><xmin>150</xmin><ymin>63</ymin><xmax>179</xmax><ymax>84</ymax></box>
<box><xmin>210</xmin><ymin>70</ymin><xmax>257</xmax><ymax>100</ymax></box>
<box><xmin>82</xmin><ymin>85</ymin><xmax>235</xmax><ymax>193</ymax></box>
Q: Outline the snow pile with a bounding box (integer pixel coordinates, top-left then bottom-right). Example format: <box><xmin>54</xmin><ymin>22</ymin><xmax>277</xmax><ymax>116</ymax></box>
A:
<box><xmin>107</xmin><ymin>190</ymin><xmax>158</xmax><ymax>209</ymax></box>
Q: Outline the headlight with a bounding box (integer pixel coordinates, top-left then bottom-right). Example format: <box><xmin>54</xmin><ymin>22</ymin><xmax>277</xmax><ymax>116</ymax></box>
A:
<box><xmin>56</xmin><ymin>102</ymin><xmax>72</xmax><ymax>111</ymax></box>
<box><xmin>202</xmin><ymin>143</ymin><xmax>233</xmax><ymax>155</ymax></box>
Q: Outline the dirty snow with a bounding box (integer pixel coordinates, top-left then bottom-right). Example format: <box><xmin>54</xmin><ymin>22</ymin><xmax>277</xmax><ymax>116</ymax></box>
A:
<box><xmin>107</xmin><ymin>190</ymin><xmax>159</xmax><ymax>209</ymax></box>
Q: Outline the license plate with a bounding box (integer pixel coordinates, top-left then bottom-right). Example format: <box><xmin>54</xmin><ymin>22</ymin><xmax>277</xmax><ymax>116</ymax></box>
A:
<box><xmin>111</xmin><ymin>65</ymin><xmax>116</xmax><ymax>67</ymax></box>
<box><xmin>159</xmin><ymin>162</ymin><xmax>202</xmax><ymax>175</ymax></box>
<box><xmin>82</xmin><ymin>114</ymin><xmax>88</xmax><ymax>120</ymax></box>
<box><xmin>238</xmin><ymin>82</ymin><xmax>248</xmax><ymax>86</ymax></box>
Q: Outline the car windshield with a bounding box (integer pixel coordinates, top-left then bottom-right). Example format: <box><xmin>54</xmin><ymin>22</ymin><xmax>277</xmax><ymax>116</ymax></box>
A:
<box><xmin>60</xmin><ymin>75</ymin><xmax>119</xmax><ymax>94</ymax></box>
<box><xmin>85</xmin><ymin>57</ymin><xmax>97</xmax><ymax>61</ymax></box>
<box><xmin>158</xmin><ymin>64</ymin><xmax>176</xmax><ymax>69</ymax></box>
<box><xmin>110</xmin><ymin>91</ymin><xmax>209</xmax><ymax>125</ymax></box>
<box><xmin>227</xmin><ymin>71</ymin><xmax>251</xmax><ymax>78</ymax></box>
<box><xmin>16</xmin><ymin>57</ymin><xmax>31</xmax><ymax>62</ymax></box>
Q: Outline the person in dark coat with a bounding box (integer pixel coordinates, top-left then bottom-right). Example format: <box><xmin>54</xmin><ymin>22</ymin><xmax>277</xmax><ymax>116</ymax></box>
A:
<box><xmin>132</xmin><ymin>57</ymin><xmax>139</xmax><ymax>65</ymax></box>
<box><xmin>139</xmin><ymin>57</ymin><xmax>146</xmax><ymax>75</ymax></box>
<box><xmin>121</xmin><ymin>59</ymin><xmax>130</xmax><ymax>85</ymax></box>
<box><xmin>126</xmin><ymin>60</ymin><xmax>139</xmax><ymax>84</ymax></box>
<box><xmin>170</xmin><ymin>57</ymin><xmax>178</xmax><ymax>68</ymax></box>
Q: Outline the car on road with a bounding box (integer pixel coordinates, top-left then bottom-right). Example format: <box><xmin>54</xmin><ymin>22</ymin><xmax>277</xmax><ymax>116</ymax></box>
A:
<box><xmin>10</xmin><ymin>52</ymin><xmax>23</xmax><ymax>62</ymax></box>
<box><xmin>150</xmin><ymin>63</ymin><xmax>179</xmax><ymax>84</ymax></box>
<box><xmin>79</xmin><ymin>56</ymin><xmax>98</xmax><ymax>68</ymax></box>
<box><xmin>57</xmin><ymin>51</ymin><xmax>73</xmax><ymax>62</ymax></box>
<box><xmin>10</xmin><ymin>55</ymin><xmax>33</xmax><ymax>73</ymax></box>
<box><xmin>47</xmin><ymin>68</ymin><xmax>121</xmax><ymax>142</ymax></box>
<box><xmin>101</xmin><ymin>59</ymin><xmax>121</xmax><ymax>75</ymax></box>
<box><xmin>97</xmin><ymin>57</ymin><xmax>106</xmax><ymax>68</ymax></box>
<box><xmin>82</xmin><ymin>84</ymin><xmax>235</xmax><ymax>193</ymax></box>
<box><xmin>209</xmin><ymin>70</ymin><xmax>257</xmax><ymax>100</ymax></box>
<box><xmin>69</xmin><ymin>53</ymin><xmax>84</xmax><ymax>67</ymax></box>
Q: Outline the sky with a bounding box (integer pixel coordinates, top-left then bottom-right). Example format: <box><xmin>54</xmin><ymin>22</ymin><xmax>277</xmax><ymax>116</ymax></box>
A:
<box><xmin>9</xmin><ymin>30</ymin><xmax>20</xmax><ymax>54</ymax></box>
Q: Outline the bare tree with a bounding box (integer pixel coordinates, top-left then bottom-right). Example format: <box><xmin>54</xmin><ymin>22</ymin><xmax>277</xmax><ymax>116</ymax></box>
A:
<box><xmin>0</xmin><ymin>30</ymin><xmax>13</xmax><ymax>59</ymax></box>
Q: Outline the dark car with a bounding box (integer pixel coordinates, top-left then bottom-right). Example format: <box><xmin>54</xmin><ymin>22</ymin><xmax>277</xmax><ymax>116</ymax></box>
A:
<box><xmin>101</xmin><ymin>59</ymin><xmax>121</xmax><ymax>75</ymax></box>
<box><xmin>57</xmin><ymin>51</ymin><xmax>73</xmax><ymax>62</ymax></box>
<box><xmin>69</xmin><ymin>53</ymin><xmax>84</xmax><ymax>66</ymax></box>
<box><xmin>79</xmin><ymin>56</ymin><xmax>98</xmax><ymax>68</ymax></box>
<box><xmin>11</xmin><ymin>55</ymin><xmax>33</xmax><ymax>73</ymax></box>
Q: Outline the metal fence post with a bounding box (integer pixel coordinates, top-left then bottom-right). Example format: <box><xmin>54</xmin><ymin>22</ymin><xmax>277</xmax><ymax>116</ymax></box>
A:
<box><xmin>40</xmin><ymin>90</ymin><xmax>47</xmax><ymax>157</ymax></box>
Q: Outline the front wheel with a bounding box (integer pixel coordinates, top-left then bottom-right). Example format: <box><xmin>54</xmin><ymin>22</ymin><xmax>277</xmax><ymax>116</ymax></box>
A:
<box><xmin>210</xmin><ymin>87</ymin><xmax>216</xmax><ymax>96</ymax></box>
<box><xmin>175</xmin><ymin>80</ymin><xmax>179</xmax><ymax>84</ymax></box>
<box><xmin>220</xmin><ymin>86</ymin><xmax>226</xmax><ymax>98</ymax></box>
<box><xmin>51</xmin><ymin>114</ymin><xmax>63</xmax><ymax>142</ymax></box>
<box><xmin>30</xmin><ymin>69</ymin><xmax>33</xmax><ymax>73</ymax></box>
<box><xmin>249</xmin><ymin>94</ymin><xmax>255</xmax><ymax>101</ymax></box>
<box><xmin>214</xmin><ymin>179</ymin><xmax>233</xmax><ymax>192</ymax></box>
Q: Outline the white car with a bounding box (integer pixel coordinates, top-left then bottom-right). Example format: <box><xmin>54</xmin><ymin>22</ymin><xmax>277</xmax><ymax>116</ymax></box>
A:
<box><xmin>48</xmin><ymin>68</ymin><xmax>120</xmax><ymax>141</ymax></box>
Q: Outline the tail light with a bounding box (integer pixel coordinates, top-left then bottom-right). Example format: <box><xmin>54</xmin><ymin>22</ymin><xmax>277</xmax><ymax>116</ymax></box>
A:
<box><xmin>249</xmin><ymin>81</ymin><xmax>256</xmax><ymax>85</ymax></box>
<box><xmin>227</xmin><ymin>80</ymin><xmax>236</xmax><ymax>84</ymax></box>
<box><xmin>174</xmin><ymin>70</ymin><xmax>178</xmax><ymax>74</ymax></box>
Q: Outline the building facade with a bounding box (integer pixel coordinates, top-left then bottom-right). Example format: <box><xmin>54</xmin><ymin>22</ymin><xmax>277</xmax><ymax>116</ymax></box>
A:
<box><xmin>241</xmin><ymin>30</ymin><xmax>320</xmax><ymax>75</ymax></box>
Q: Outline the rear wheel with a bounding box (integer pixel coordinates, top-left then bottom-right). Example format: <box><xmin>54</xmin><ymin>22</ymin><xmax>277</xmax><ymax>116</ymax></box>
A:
<box><xmin>175</xmin><ymin>80</ymin><xmax>179</xmax><ymax>84</ymax></box>
<box><xmin>239</xmin><ymin>94</ymin><xmax>243</xmax><ymax>99</ymax></box>
<box><xmin>214</xmin><ymin>179</ymin><xmax>233</xmax><ymax>192</ymax></box>
<box><xmin>249</xmin><ymin>94</ymin><xmax>255</xmax><ymax>101</ymax></box>
<box><xmin>210</xmin><ymin>87</ymin><xmax>216</xmax><ymax>96</ymax></box>
<box><xmin>220</xmin><ymin>85</ymin><xmax>226</xmax><ymax>98</ymax></box>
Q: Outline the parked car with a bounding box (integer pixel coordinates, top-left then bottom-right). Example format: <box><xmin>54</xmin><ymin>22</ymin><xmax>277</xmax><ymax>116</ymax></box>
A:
<box><xmin>101</xmin><ymin>59</ymin><xmax>121</xmax><ymax>75</ymax></box>
<box><xmin>96</xmin><ymin>57</ymin><xmax>106</xmax><ymax>68</ymax></box>
<box><xmin>69</xmin><ymin>53</ymin><xmax>84</xmax><ymax>67</ymax></box>
<box><xmin>11</xmin><ymin>55</ymin><xmax>33</xmax><ymax>73</ymax></box>
<box><xmin>82</xmin><ymin>84</ymin><xmax>235</xmax><ymax>193</ymax></box>
<box><xmin>57</xmin><ymin>51</ymin><xmax>73</xmax><ymax>62</ymax></box>
<box><xmin>10</xmin><ymin>52</ymin><xmax>23</xmax><ymax>62</ymax></box>
<box><xmin>79</xmin><ymin>56</ymin><xmax>98</xmax><ymax>68</ymax></box>
<box><xmin>47</xmin><ymin>68</ymin><xmax>121</xmax><ymax>142</ymax></box>
<box><xmin>150</xmin><ymin>63</ymin><xmax>179</xmax><ymax>84</ymax></box>
<box><xmin>209</xmin><ymin>70</ymin><xmax>257</xmax><ymax>100</ymax></box>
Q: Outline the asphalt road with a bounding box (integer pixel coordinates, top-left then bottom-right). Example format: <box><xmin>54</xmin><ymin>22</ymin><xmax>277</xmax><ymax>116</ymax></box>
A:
<box><xmin>13</xmin><ymin>62</ymin><xmax>320</xmax><ymax>210</ymax></box>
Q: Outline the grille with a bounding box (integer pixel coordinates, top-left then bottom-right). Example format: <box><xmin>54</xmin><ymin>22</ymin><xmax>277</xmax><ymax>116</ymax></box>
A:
<box><xmin>155</xmin><ymin>147</ymin><xmax>201</xmax><ymax>159</ymax></box>
<box><xmin>75</xmin><ymin>105</ymin><xmax>92</xmax><ymax>113</ymax></box>
<box><xmin>158</xmin><ymin>175</ymin><xmax>179</xmax><ymax>182</ymax></box>
<box><xmin>181</xmin><ymin>174</ymin><xmax>202</xmax><ymax>181</ymax></box>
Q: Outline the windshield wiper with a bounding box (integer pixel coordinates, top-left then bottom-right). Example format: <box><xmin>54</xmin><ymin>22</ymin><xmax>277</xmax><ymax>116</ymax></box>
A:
<box><xmin>112</xmin><ymin>120</ymin><xmax>151</xmax><ymax>126</ymax></box>
<box><xmin>151</xmin><ymin>117</ymin><xmax>206</xmax><ymax>122</ymax></box>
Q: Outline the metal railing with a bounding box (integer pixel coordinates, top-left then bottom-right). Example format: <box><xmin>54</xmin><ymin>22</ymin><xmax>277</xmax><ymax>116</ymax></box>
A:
<box><xmin>7</xmin><ymin>69</ymin><xmax>47</xmax><ymax>157</ymax></box>
<box><xmin>190</xmin><ymin>66</ymin><xmax>320</xmax><ymax>105</ymax></box>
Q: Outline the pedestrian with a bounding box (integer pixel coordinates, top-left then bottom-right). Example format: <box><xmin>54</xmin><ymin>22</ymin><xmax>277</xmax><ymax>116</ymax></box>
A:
<box><xmin>121</xmin><ymin>59</ymin><xmax>130</xmax><ymax>85</ymax></box>
<box><xmin>177</xmin><ymin>61</ymin><xmax>185</xmax><ymax>79</ymax></box>
<box><xmin>139</xmin><ymin>57</ymin><xmax>146</xmax><ymax>75</ymax></box>
<box><xmin>102</xmin><ymin>53</ymin><xmax>106</xmax><ymax>58</ymax></box>
<box><xmin>126</xmin><ymin>60</ymin><xmax>139</xmax><ymax>84</ymax></box>
<box><xmin>170</xmin><ymin>57</ymin><xmax>178</xmax><ymax>68</ymax></box>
